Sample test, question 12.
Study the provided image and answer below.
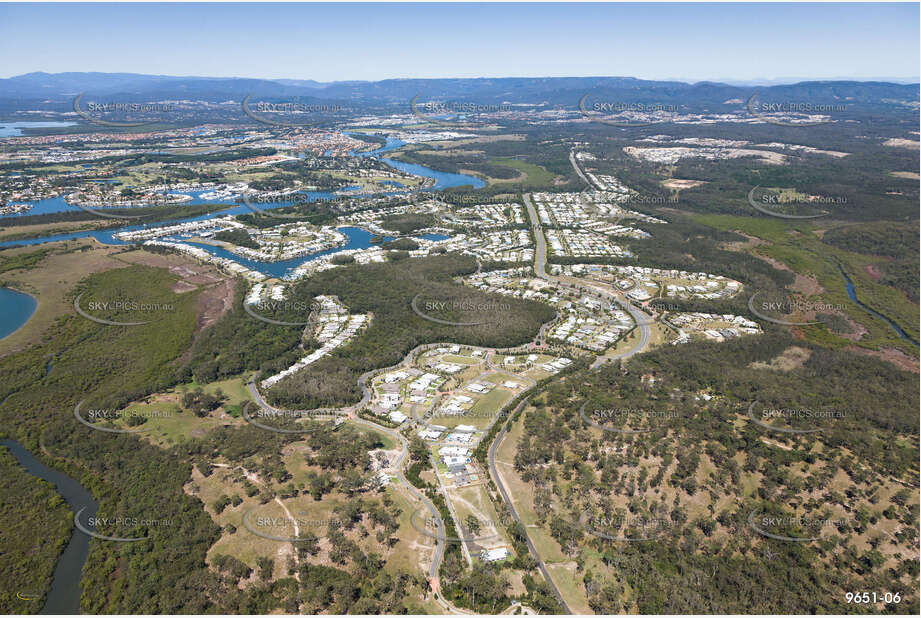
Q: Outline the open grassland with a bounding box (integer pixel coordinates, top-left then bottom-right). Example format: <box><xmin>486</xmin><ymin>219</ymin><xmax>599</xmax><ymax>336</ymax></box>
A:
<box><xmin>189</xmin><ymin>443</ymin><xmax>430</xmax><ymax>583</ymax></box>
<box><xmin>0</xmin><ymin>240</ymin><xmax>126</xmax><ymax>354</ymax></box>
<box><xmin>448</xmin><ymin>483</ymin><xmax>514</xmax><ymax>555</ymax></box>
<box><xmin>490</xmin><ymin>158</ymin><xmax>556</xmax><ymax>186</ymax></box>
<box><xmin>692</xmin><ymin>214</ymin><xmax>918</xmax><ymax>355</ymax></box>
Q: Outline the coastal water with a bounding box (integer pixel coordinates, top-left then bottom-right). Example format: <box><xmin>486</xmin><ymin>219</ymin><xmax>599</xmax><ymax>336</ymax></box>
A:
<box><xmin>0</xmin><ymin>439</ymin><xmax>98</xmax><ymax>614</ymax></box>
<box><xmin>0</xmin><ymin>287</ymin><xmax>37</xmax><ymax>339</ymax></box>
<box><xmin>0</xmin><ymin>134</ymin><xmax>473</xmax><ymax>274</ymax></box>
<box><xmin>0</xmin><ymin>121</ymin><xmax>76</xmax><ymax>137</ymax></box>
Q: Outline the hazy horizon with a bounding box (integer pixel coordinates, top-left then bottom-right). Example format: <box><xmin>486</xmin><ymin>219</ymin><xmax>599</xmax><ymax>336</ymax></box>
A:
<box><xmin>1</xmin><ymin>2</ymin><xmax>918</xmax><ymax>82</ymax></box>
<box><xmin>4</xmin><ymin>70</ymin><xmax>919</xmax><ymax>87</ymax></box>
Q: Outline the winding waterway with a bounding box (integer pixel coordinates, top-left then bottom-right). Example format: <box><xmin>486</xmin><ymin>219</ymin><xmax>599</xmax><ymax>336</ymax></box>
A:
<box><xmin>1</xmin><ymin>439</ymin><xmax>97</xmax><ymax>614</ymax></box>
<box><xmin>346</xmin><ymin>134</ymin><xmax>486</xmax><ymax>190</ymax></box>
<box><xmin>1</xmin><ymin>136</ymin><xmax>483</xmax><ymax>221</ymax></box>
<box><xmin>837</xmin><ymin>265</ymin><xmax>918</xmax><ymax>346</ymax></box>
<box><xmin>0</xmin><ymin>133</ymin><xmax>482</xmax><ymax>605</ymax></box>
<box><xmin>0</xmin><ymin>135</ymin><xmax>467</xmax><ymax>339</ymax></box>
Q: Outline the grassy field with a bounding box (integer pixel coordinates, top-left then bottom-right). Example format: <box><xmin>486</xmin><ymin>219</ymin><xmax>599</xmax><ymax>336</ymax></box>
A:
<box><xmin>379</xmin><ymin>486</ymin><xmax>436</xmax><ymax>576</ymax></box>
<box><xmin>190</xmin><ymin>376</ymin><xmax>252</xmax><ymax>405</ymax></box>
<box><xmin>489</xmin><ymin>158</ymin><xmax>556</xmax><ymax>187</ymax></box>
<box><xmin>693</xmin><ymin>214</ymin><xmax>919</xmax><ymax>354</ymax></box>
<box><xmin>0</xmin><ymin>240</ymin><xmax>127</xmax><ymax>354</ymax></box>
<box><xmin>492</xmin><ymin>410</ymin><xmax>591</xmax><ymax>611</ymax></box>
<box><xmin>190</xmin><ymin>448</ymin><xmax>431</xmax><ymax>586</ymax></box>
<box><xmin>345</xmin><ymin>420</ymin><xmax>397</xmax><ymax>451</ymax></box>
<box><xmin>457</xmin><ymin>386</ymin><xmax>516</xmax><ymax>430</ymax></box>
<box><xmin>441</xmin><ymin>353</ymin><xmax>482</xmax><ymax>365</ymax></box>
<box><xmin>429</xmin><ymin>388</ymin><xmax>513</xmax><ymax>430</ymax></box>
<box><xmin>106</xmin><ymin>377</ymin><xmax>255</xmax><ymax>447</ymax></box>
<box><xmin>446</xmin><ymin>483</ymin><xmax>513</xmax><ymax>554</ymax></box>
<box><xmin>546</xmin><ymin>563</ymin><xmax>593</xmax><ymax>615</ymax></box>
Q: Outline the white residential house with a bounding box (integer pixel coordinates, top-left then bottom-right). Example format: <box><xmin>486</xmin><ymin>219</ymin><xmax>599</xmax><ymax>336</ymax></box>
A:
<box><xmin>481</xmin><ymin>548</ymin><xmax>509</xmax><ymax>562</ymax></box>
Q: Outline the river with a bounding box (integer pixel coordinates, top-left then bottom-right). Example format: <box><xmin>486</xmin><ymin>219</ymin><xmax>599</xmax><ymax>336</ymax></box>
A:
<box><xmin>1</xmin><ymin>439</ymin><xmax>97</xmax><ymax>614</ymax></box>
<box><xmin>0</xmin><ymin>134</ymin><xmax>467</xmax><ymax>338</ymax></box>
<box><xmin>1</xmin><ymin>137</ymin><xmax>483</xmax><ymax>220</ymax></box>
<box><xmin>345</xmin><ymin>134</ymin><xmax>486</xmax><ymax>191</ymax></box>
<box><xmin>838</xmin><ymin>265</ymin><xmax>918</xmax><ymax>346</ymax></box>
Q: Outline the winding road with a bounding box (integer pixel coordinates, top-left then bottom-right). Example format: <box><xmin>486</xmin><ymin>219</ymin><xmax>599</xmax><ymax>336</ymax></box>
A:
<box><xmin>349</xmin><ymin>416</ymin><xmax>445</xmax><ymax>580</ymax></box>
<box><xmin>475</xmin><ymin>193</ymin><xmax>656</xmax><ymax>612</ymax></box>
<box><xmin>241</xmin><ymin>194</ymin><xmax>655</xmax><ymax>613</ymax></box>
<box><xmin>523</xmin><ymin>193</ymin><xmax>652</xmax><ymax>367</ymax></box>
<box><xmin>486</xmin><ymin>398</ymin><xmax>572</xmax><ymax>614</ymax></box>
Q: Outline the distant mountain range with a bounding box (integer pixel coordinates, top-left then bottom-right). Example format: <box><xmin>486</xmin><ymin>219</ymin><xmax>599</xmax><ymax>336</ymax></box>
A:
<box><xmin>1</xmin><ymin>72</ymin><xmax>917</xmax><ymax>111</ymax></box>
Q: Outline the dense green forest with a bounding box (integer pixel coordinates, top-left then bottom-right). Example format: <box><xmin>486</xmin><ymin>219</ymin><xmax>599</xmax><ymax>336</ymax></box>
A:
<box><xmin>0</xmin><ymin>88</ymin><xmax>916</xmax><ymax>615</ymax></box>
<box><xmin>186</xmin><ymin>254</ymin><xmax>554</xmax><ymax>408</ymax></box>
<box><xmin>0</xmin><ymin>260</ymin><xmax>432</xmax><ymax>613</ymax></box>
<box><xmin>0</xmin><ymin>264</ymin><xmax>219</xmax><ymax>613</ymax></box>
<box><xmin>0</xmin><ymin>446</ymin><xmax>74</xmax><ymax>614</ymax></box>
<box><xmin>822</xmin><ymin>221</ymin><xmax>920</xmax><ymax>302</ymax></box>
<box><xmin>379</xmin><ymin>212</ymin><xmax>438</xmax><ymax>234</ymax></box>
<box><xmin>213</xmin><ymin>227</ymin><xmax>258</xmax><ymax>249</ymax></box>
<box><xmin>262</xmin><ymin>254</ymin><xmax>556</xmax><ymax>408</ymax></box>
<box><xmin>187</xmin><ymin>279</ymin><xmax>306</xmax><ymax>384</ymax></box>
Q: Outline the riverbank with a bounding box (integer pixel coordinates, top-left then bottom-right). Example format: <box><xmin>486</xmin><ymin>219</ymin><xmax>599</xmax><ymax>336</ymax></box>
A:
<box><xmin>0</xmin><ymin>439</ymin><xmax>97</xmax><ymax>614</ymax></box>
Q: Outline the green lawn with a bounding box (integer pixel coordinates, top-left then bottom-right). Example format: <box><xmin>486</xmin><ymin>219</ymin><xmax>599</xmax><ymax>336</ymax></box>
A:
<box><xmin>490</xmin><ymin>157</ymin><xmax>555</xmax><ymax>187</ymax></box>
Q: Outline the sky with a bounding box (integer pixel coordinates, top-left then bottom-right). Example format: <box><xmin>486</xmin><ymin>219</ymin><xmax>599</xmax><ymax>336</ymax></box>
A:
<box><xmin>0</xmin><ymin>2</ymin><xmax>918</xmax><ymax>83</ymax></box>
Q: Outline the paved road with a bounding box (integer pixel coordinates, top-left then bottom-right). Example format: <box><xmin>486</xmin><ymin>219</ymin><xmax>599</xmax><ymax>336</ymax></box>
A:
<box><xmin>488</xmin><ymin>192</ymin><xmax>657</xmax><ymax>610</ymax></box>
<box><xmin>245</xmin><ymin>200</ymin><xmax>652</xmax><ymax>614</ymax></box>
<box><xmin>349</xmin><ymin>416</ymin><xmax>445</xmax><ymax>581</ymax></box>
<box><xmin>487</xmin><ymin>398</ymin><xmax>572</xmax><ymax>615</ymax></box>
<box><xmin>247</xmin><ymin>359</ymin><xmax>453</xmax><ymax>598</ymax></box>
<box><xmin>569</xmin><ymin>150</ymin><xmax>600</xmax><ymax>190</ymax></box>
<box><xmin>523</xmin><ymin>193</ymin><xmax>652</xmax><ymax>366</ymax></box>
<box><xmin>247</xmin><ymin>378</ymin><xmax>348</xmax><ymax>417</ymax></box>
<box><xmin>578</xmin><ymin>281</ymin><xmax>653</xmax><ymax>367</ymax></box>
<box><xmin>246</xmin><ymin>342</ymin><xmax>537</xmax><ymax>614</ymax></box>
<box><xmin>524</xmin><ymin>194</ymin><xmax>549</xmax><ymax>278</ymax></box>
